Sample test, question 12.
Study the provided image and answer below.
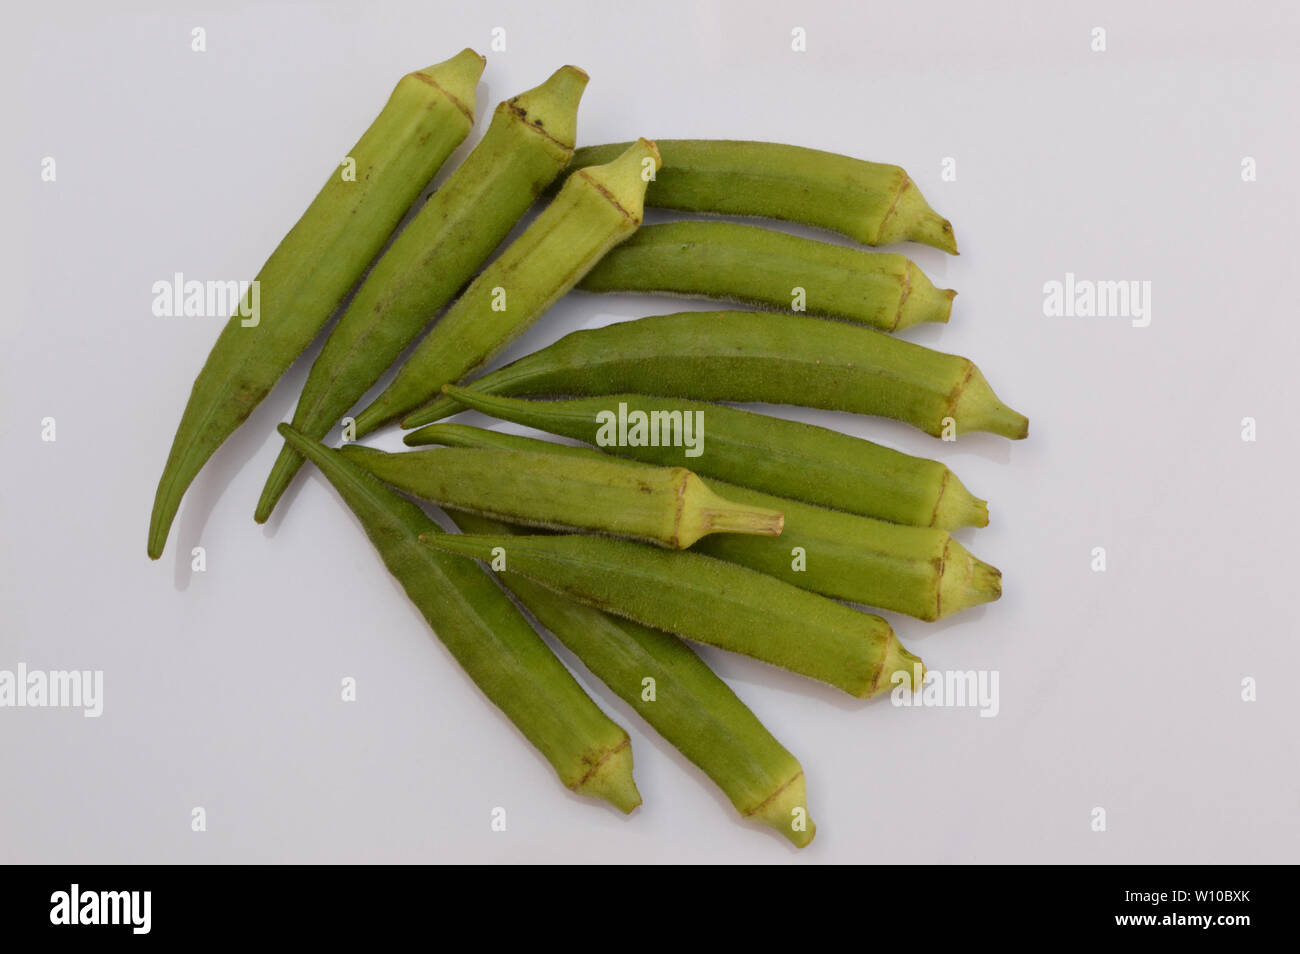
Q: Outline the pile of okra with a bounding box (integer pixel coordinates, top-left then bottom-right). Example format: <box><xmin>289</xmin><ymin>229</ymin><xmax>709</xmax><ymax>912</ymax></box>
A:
<box><xmin>149</xmin><ymin>50</ymin><xmax>1028</xmax><ymax>848</ymax></box>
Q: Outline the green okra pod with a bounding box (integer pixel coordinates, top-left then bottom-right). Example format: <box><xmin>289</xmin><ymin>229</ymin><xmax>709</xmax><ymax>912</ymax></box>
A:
<box><xmin>406</xmin><ymin>310</ymin><xmax>1030</xmax><ymax>439</ymax></box>
<box><xmin>408</xmin><ymin>423</ymin><xmax>1000</xmax><ymax>620</ymax></box>
<box><xmin>276</xmin><ymin>424</ymin><xmax>639</xmax><ymax>812</ymax></box>
<box><xmin>337</xmin><ymin>443</ymin><xmax>783</xmax><ymax>549</ymax></box>
<box><xmin>147</xmin><ymin>50</ymin><xmax>484</xmax><ymax>559</ymax></box>
<box><xmin>451</xmin><ymin>509</ymin><xmax>817</xmax><ymax>847</ymax></box>
<box><xmin>577</xmin><ymin>221</ymin><xmax>955</xmax><ymax>331</ymax></box>
<box><xmin>416</xmin><ymin>387</ymin><xmax>988</xmax><ymax>529</ymax></box>
<box><xmin>418</xmin><ymin>531</ymin><xmax>924</xmax><ymax>698</ymax></box>
<box><xmin>556</xmin><ymin>140</ymin><xmax>957</xmax><ymax>253</ymax></box>
<box><xmin>254</xmin><ymin>66</ymin><xmax>590</xmax><ymax>524</ymax></box>
<box><xmin>352</xmin><ymin>138</ymin><xmax>662</xmax><ymax>436</ymax></box>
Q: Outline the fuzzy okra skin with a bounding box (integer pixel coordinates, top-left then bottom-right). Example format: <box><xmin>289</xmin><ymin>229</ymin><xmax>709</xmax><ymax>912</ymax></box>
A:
<box><xmin>557</xmin><ymin>140</ymin><xmax>958</xmax><ymax>253</ymax></box>
<box><xmin>408</xmin><ymin>311</ymin><xmax>1030</xmax><ymax>439</ymax></box>
<box><xmin>352</xmin><ymin>138</ymin><xmax>662</xmax><ymax>436</ymax></box>
<box><xmin>417</xmin><ymin>387</ymin><xmax>988</xmax><ymax>529</ymax></box>
<box><xmin>146</xmin><ymin>50</ymin><xmax>485</xmax><ymax>560</ymax></box>
<box><xmin>407</xmin><ymin>423</ymin><xmax>1000</xmax><ymax>620</ymax></box>
<box><xmin>337</xmin><ymin>444</ymin><xmax>783</xmax><ymax>548</ymax></box>
<box><xmin>451</xmin><ymin>509</ymin><xmax>817</xmax><ymax>847</ymax></box>
<box><xmin>275</xmin><ymin>425</ymin><xmax>639</xmax><ymax>812</ymax></box>
<box><xmin>419</xmin><ymin>531</ymin><xmax>923</xmax><ymax>698</ymax></box>
<box><xmin>253</xmin><ymin>66</ymin><xmax>590</xmax><ymax>524</ymax></box>
<box><xmin>577</xmin><ymin>221</ymin><xmax>955</xmax><ymax>332</ymax></box>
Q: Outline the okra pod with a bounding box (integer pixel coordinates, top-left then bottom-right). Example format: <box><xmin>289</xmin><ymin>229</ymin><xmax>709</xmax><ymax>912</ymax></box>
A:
<box><xmin>417</xmin><ymin>387</ymin><xmax>988</xmax><ymax>529</ymax></box>
<box><xmin>419</xmin><ymin>531</ymin><xmax>923</xmax><ymax>698</ymax></box>
<box><xmin>254</xmin><ymin>66</ymin><xmax>590</xmax><ymax>523</ymax></box>
<box><xmin>409</xmin><ymin>423</ymin><xmax>1000</xmax><ymax>620</ymax></box>
<box><xmin>557</xmin><ymin>140</ymin><xmax>957</xmax><ymax>252</ymax></box>
<box><xmin>406</xmin><ymin>310</ymin><xmax>1029</xmax><ymax>439</ymax></box>
<box><xmin>577</xmin><ymin>221</ymin><xmax>955</xmax><ymax>331</ymax></box>
<box><xmin>352</xmin><ymin>139</ymin><xmax>662</xmax><ymax>436</ymax></box>
<box><xmin>147</xmin><ymin>50</ymin><xmax>484</xmax><ymax>559</ymax></box>
<box><xmin>276</xmin><ymin>425</ymin><xmax>639</xmax><ymax>811</ymax></box>
<box><xmin>452</xmin><ymin>509</ymin><xmax>817</xmax><ymax>847</ymax></box>
<box><xmin>337</xmin><ymin>443</ymin><xmax>783</xmax><ymax>548</ymax></box>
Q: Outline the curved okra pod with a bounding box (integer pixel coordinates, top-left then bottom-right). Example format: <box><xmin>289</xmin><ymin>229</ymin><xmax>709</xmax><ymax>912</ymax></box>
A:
<box><xmin>275</xmin><ymin>425</ymin><xmax>639</xmax><ymax>812</ymax></box>
<box><xmin>254</xmin><ymin>66</ymin><xmax>590</xmax><ymax>524</ymax></box>
<box><xmin>408</xmin><ymin>423</ymin><xmax>1000</xmax><ymax>621</ymax></box>
<box><xmin>451</xmin><ymin>509</ymin><xmax>817</xmax><ymax>847</ymax></box>
<box><xmin>417</xmin><ymin>387</ymin><xmax>988</xmax><ymax>529</ymax></box>
<box><xmin>406</xmin><ymin>310</ymin><xmax>1030</xmax><ymax>439</ymax></box>
<box><xmin>577</xmin><ymin>221</ymin><xmax>955</xmax><ymax>332</ymax></box>
<box><xmin>555</xmin><ymin>140</ymin><xmax>957</xmax><ymax>253</ymax></box>
<box><xmin>418</xmin><ymin>531</ymin><xmax>923</xmax><ymax>698</ymax></box>
<box><xmin>351</xmin><ymin>138</ymin><xmax>663</xmax><ymax>436</ymax></box>
<box><xmin>147</xmin><ymin>50</ymin><xmax>484</xmax><ymax>559</ymax></box>
<box><xmin>337</xmin><ymin>443</ymin><xmax>783</xmax><ymax>548</ymax></box>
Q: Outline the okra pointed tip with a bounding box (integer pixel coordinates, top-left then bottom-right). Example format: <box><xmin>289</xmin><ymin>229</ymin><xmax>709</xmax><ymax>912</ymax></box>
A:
<box><xmin>952</xmin><ymin>366</ymin><xmax>1029</xmax><ymax>440</ymax></box>
<box><xmin>936</xmin><ymin>539</ymin><xmax>1003</xmax><ymax>620</ymax></box>
<box><xmin>573</xmin><ymin>739</ymin><xmax>641</xmax><ymax>814</ymax></box>
<box><xmin>896</xmin><ymin>261</ymin><xmax>958</xmax><ymax>330</ymax></box>
<box><xmin>410</xmin><ymin>49</ymin><xmax>486</xmax><ymax>119</ymax></box>
<box><xmin>869</xmin><ymin>634</ymin><xmax>924</xmax><ymax>698</ymax></box>
<box><xmin>506</xmin><ymin>65</ymin><xmax>589</xmax><ymax>151</ymax></box>
<box><xmin>749</xmin><ymin>771</ymin><xmax>816</xmax><ymax>848</ymax></box>
<box><xmin>574</xmin><ymin>138</ymin><xmax>662</xmax><ymax>223</ymax></box>
<box><xmin>931</xmin><ymin>470</ymin><xmax>989</xmax><ymax>530</ymax></box>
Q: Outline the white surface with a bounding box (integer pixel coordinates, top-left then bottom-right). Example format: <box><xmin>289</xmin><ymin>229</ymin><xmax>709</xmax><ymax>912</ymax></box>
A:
<box><xmin>3</xmin><ymin>0</ymin><xmax>1298</xmax><ymax>863</ymax></box>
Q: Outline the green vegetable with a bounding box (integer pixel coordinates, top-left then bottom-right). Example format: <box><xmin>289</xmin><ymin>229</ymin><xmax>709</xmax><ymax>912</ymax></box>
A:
<box><xmin>415</xmin><ymin>387</ymin><xmax>988</xmax><ymax>529</ymax></box>
<box><xmin>276</xmin><ymin>424</ymin><xmax>639</xmax><ymax>812</ymax></box>
<box><xmin>577</xmin><ymin>221</ymin><xmax>955</xmax><ymax>331</ymax></box>
<box><xmin>337</xmin><ymin>443</ymin><xmax>783</xmax><ymax>548</ymax></box>
<box><xmin>404</xmin><ymin>310</ymin><xmax>1029</xmax><ymax>439</ymax></box>
<box><xmin>451</xmin><ymin>509</ymin><xmax>817</xmax><ymax>847</ymax></box>
<box><xmin>351</xmin><ymin>138</ymin><xmax>662</xmax><ymax>436</ymax></box>
<box><xmin>254</xmin><ymin>66</ymin><xmax>590</xmax><ymax>523</ymax></box>
<box><xmin>418</xmin><ymin>531</ymin><xmax>924</xmax><ymax>698</ymax></box>
<box><xmin>556</xmin><ymin>140</ymin><xmax>957</xmax><ymax>252</ymax></box>
<box><xmin>147</xmin><ymin>49</ymin><xmax>484</xmax><ymax>559</ymax></box>
<box><xmin>405</xmin><ymin>423</ymin><xmax>1000</xmax><ymax>620</ymax></box>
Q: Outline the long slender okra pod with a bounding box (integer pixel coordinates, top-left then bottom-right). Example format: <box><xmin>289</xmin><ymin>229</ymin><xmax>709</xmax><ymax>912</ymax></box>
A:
<box><xmin>408</xmin><ymin>423</ymin><xmax>1000</xmax><ymax>620</ymax></box>
<box><xmin>451</xmin><ymin>509</ymin><xmax>816</xmax><ymax>847</ymax></box>
<box><xmin>337</xmin><ymin>444</ymin><xmax>782</xmax><ymax>548</ymax></box>
<box><xmin>406</xmin><ymin>310</ymin><xmax>1030</xmax><ymax>439</ymax></box>
<box><xmin>416</xmin><ymin>387</ymin><xmax>988</xmax><ymax>529</ymax></box>
<box><xmin>351</xmin><ymin>139</ymin><xmax>662</xmax><ymax>436</ymax></box>
<box><xmin>555</xmin><ymin>140</ymin><xmax>957</xmax><ymax>253</ymax></box>
<box><xmin>275</xmin><ymin>425</ymin><xmax>639</xmax><ymax>812</ymax></box>
<box><xmin>254</xmin><ymin>66</ymin><xmax>590</xmax><ymax>523</ymax></box>
<box><xmin>146</xmin><ymin>50</ymin><xmax>484</xmax><ymax>559</ymax></box>
<box><xmin>419</xmin><ymin>531</ymin><xmax>923</xmax><ymax>698</ymax></box>
<box><xmin>577</xmin><ymin>221</ymin><xmax>955</xmax><ymax>332</ymax></box>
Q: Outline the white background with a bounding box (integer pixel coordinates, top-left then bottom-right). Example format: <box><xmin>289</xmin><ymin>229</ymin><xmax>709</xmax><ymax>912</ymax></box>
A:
<box><xmin>3</xmin><ymin>0</ymin><xmax>1298</xmax><ymax>863</ymax></box>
